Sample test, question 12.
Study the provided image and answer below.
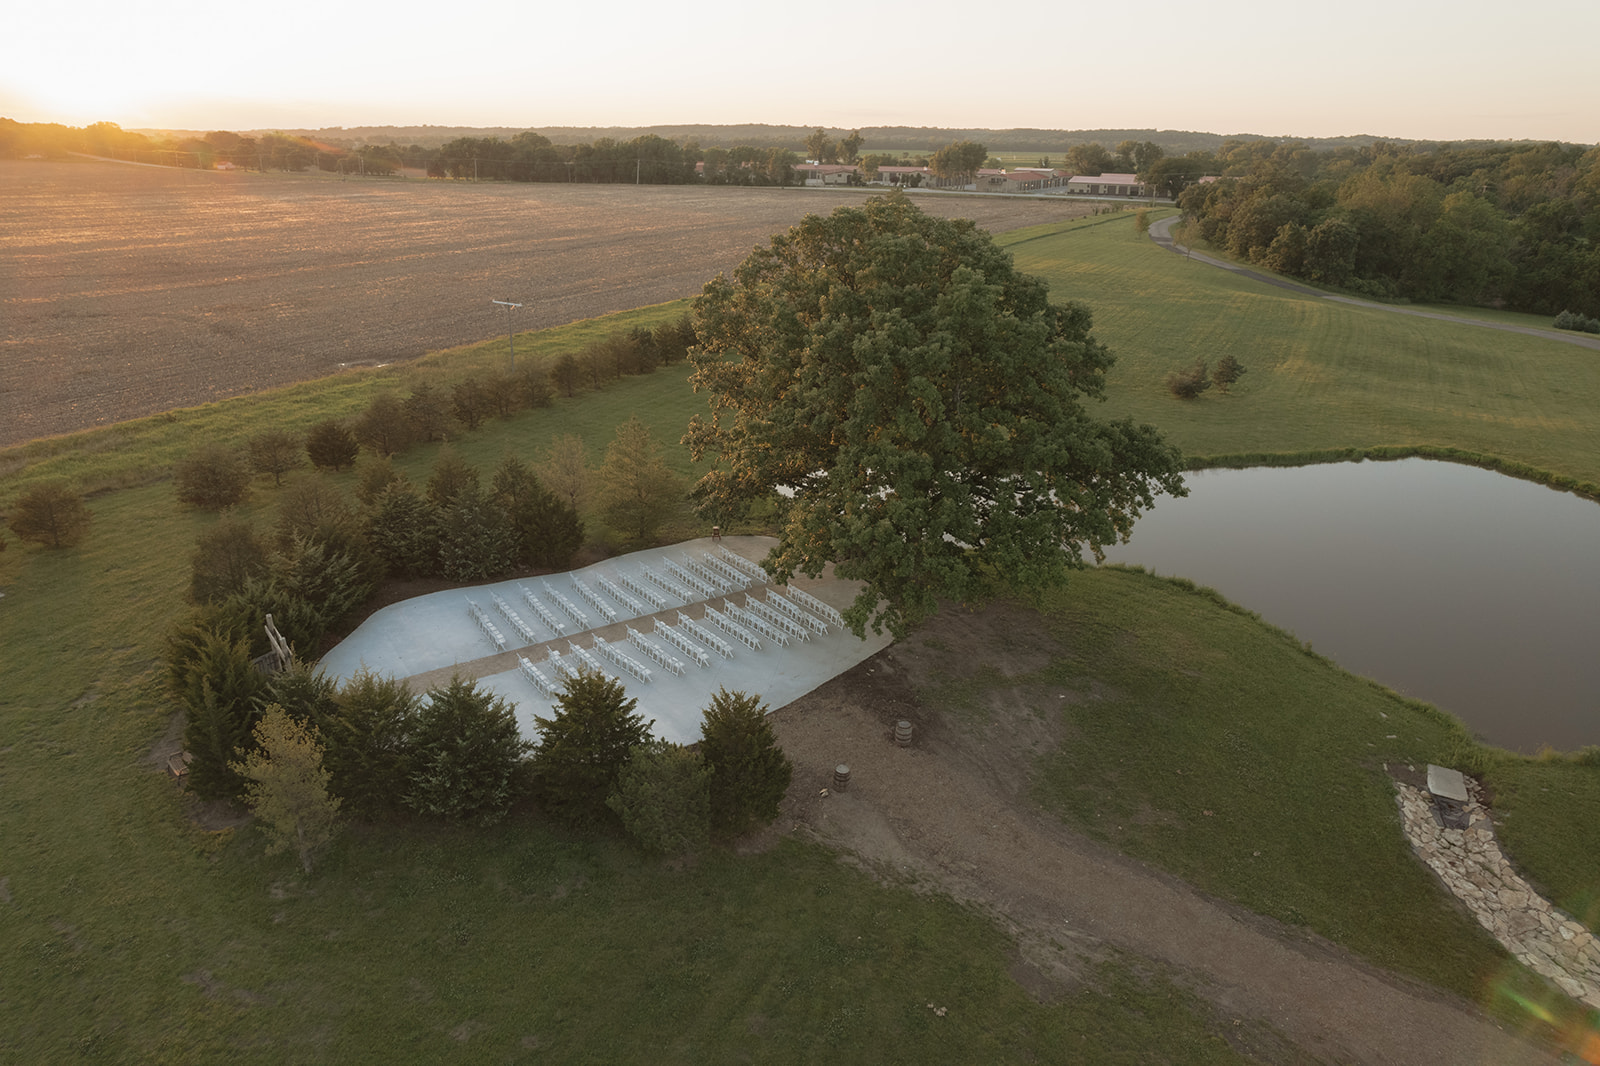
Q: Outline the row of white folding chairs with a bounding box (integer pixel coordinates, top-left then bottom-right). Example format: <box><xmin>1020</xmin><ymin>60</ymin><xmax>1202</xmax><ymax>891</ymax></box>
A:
<box><xmin>653</xmin><ymin>620</ymin><xmax>711</xmax><ymax>668</ymax></box>
<box><xmin>626</xmin><ymin>626</ymin><xmax>688</xmax><ymax>676</ymax></box>
<box><xmin>517</xmin><ymin>583</ymin><xmax>567</xmax><ymax>636</ymax></box>
<box><xmin>644</xmin><ymin>565</ymin><xmax>694</xmax><ymax>604</ymax></box>
<box><xmin>702</xmin><ymin>552</ymin><xmax>755</xmax><ymax>589</ymax></box>
<box><xmin>682</xmin><ymin>554</ymin><xmax>741</xmax><ymax>595</ymax></box>
<box><xmin>664</xmin><ymin>559</ymin><xmax>718</xmax><ymax>600</ymax></box>
<box><xmin>517</xmin><ymin>655</ymin><xmax>556</xmax><ymax>698</ymax></box>
<box><xmin>593</xmin><ymin>636</ymin><xmax>653</xmax><ymax>683</ymax></box>
<box><xmin>704</xmin><ymin>606</ymin><xmax>763</xmax><ymax>651</ymax></box>
<box><xmin>716</xmin><ymin>545</ymin><xmax>770</xmax><ymax>582</ymax></box>
<box><xmin>743</xmin><ymin>596</ymin><xmax>811</xmax><ymax>641</ymax></box>
<box><xmin>598</xmin><ymin>576</ymin><xmax>648</xmax><ymax>618</ymax></box>
<box><xmin>542</xmin><ymin>580</ymin><xmax>590</xmax><ymax>628</ymax></box>
<box><xmin>676</xmin><ymin>611</ymin><xmax>735</xmax><ymax>660</ymax></box>
<box><xmin>491</xmin><ymin>592</ymin><xmax>540</xmax><ymax>645</ymax></box>
<box><xmin>466</xmin><ymin>599</ymin><xmax>507</xmax><ymax>650</ymax></box>
<box><xmin>784</xmin><ymin>586</ymin><xmax>845</xmax><ymax>628</ymax></box>
<box><xmin>727</xmin><ymin>603</ymin><xmax>789</xmax><ymax>647</ymax></box>
<box><xmin>756</xmin><ymin>590</ymin><xmax>829</xmax><ymax>635</ymax></box>
<box><xmin>622</xmin><ymin>570</ymin><xmax>671</xmax><ymax>610</ymax></box>
<box><xmin>570</xmin><ymin>577</ymin><xmax>618</xmax><ymax>624</ymax></box>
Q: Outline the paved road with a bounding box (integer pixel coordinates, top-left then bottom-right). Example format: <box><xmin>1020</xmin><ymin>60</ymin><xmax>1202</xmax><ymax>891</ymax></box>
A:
<box><xmin>1148</xmin><ymin>216</ymin><xmax>1600</xmax><ymax>352</ymax></box>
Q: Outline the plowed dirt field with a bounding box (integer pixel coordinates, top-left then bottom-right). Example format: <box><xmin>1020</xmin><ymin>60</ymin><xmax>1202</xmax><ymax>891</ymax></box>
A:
<box><xmin>1</xmin><ymin>160</ymin><xmax>1098</xmax><ymax>446</ymax></box>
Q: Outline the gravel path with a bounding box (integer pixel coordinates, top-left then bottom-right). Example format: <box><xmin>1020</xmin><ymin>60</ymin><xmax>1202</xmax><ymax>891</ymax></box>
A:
<box><xmin>769</xmin><ymin>606</ymin><xmax>1559</xmax><ymax>1065</ymax></box>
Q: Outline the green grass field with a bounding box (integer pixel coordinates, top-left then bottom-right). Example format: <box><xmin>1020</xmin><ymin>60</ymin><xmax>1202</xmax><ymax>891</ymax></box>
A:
<box><xmin>5</xmin><ymin>208</ymin><xmax>1600</xmax><ymax>1060</ymax></box>
<box><xmin>1001</xmin><ymin>217</ymin><xmax>1600</xmax><ymax>489</ymax></box>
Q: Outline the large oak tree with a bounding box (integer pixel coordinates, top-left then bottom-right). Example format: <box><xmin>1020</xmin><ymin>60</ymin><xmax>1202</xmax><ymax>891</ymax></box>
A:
<box><xmin>685</xmin><ymin>192</ymin><xmax>1185</xmax><ymax>636</ymax></box>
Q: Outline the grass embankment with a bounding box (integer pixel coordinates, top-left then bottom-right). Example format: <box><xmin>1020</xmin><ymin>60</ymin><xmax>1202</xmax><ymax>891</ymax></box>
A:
<box><xmin>4</xmin><ymin>212</ymin><xmax>1600</xmax><ymax>1057</ymax></box>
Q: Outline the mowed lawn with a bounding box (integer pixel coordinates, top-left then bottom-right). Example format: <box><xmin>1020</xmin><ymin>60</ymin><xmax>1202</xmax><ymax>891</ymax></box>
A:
<box><xmin>1003</xmin><ymin>216</ymin><xmax>1600</xmax><ymax>486</ymax></box>
<box><xmin>5</xmin><ymin>208</ymin><xmax>1600</xmax><ymax>1060</ymax></box>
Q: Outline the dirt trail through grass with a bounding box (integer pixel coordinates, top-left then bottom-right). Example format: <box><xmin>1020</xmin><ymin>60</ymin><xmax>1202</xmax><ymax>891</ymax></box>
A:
<box><xmin>770</xmin><ymin>606</ymin><xmax>1557</xmax><ymax>1065</ymax></box>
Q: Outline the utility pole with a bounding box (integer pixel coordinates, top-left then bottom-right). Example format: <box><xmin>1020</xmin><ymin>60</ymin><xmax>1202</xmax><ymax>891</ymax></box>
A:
<box><xmin>491</xmin><ymin>300</ymin><xmax>523</xmax><ymax>371</ymax></box>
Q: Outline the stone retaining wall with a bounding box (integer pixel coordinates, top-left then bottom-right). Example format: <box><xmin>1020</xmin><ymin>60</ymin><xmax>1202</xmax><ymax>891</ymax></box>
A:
<box><xmin>1395</xmin><ymin>778</ymin><xmax>1600</xmax><ymax>1008</ymax></box>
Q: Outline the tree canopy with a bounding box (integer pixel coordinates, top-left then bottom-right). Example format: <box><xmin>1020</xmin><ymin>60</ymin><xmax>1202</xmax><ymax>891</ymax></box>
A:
<box><xmin>685</xmin><ymin>192</ymin><xmax>1186</xmax><ymax>636</ymax></box>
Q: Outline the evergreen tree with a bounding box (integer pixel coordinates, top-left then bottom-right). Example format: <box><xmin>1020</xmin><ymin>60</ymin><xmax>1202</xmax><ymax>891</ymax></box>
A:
<box><xmin>406</xmin><ymin>678</ymin><xmax>531</xmax><ymax>825</ymax></box>
<box><xmin>607</xmin><ymin>741</ymin><xmax>711</xmax><ymax>856</ymax></box>
<box><xmin>699</xmin><ymin>688</ymin><xmax>792</xmax><ymax>836</ymax></box>
<box><xmin>491</xmin><ymin>454</ymin><xmax>583</xmax><ymax>569</ymax></box>
<box><xmin>325</xmin><ymin>669</ymin><xmax>421</xmax><ymax>818</ymax></box>
<box><xmin>179</xmin><ymin>628</ymin><xmax>269</xmax><ymax>800</ymax></box>
<box><xmin>436</xmin><ymin>482</ymin><xmax>515</xmax><ymax>581</ymax></box>
<box><xmin>189</xmin><ymin>516</ymin><xmax>268</xmax><ymax>603</ymax></box>
<box><xmin>533</xmin><ymin>670</ymin><xmax>654</xmax><ymax>827</ymax></box>
<box><xmin>365</xmin><ymin>481</ymin><xmax>441</xmax><ymax>578</ymax></box>
<box><xmin>306</xmin><ymin>419</ymin><xmax>360</xmax><ymax>471</ymax></box>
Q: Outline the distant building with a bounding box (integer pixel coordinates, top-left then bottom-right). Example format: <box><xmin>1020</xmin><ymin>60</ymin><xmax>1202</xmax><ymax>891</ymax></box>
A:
<box><xmin>1062</xmin><ymin>172</ymin><xmax>1150</xmax><ymax>197</ymax></box>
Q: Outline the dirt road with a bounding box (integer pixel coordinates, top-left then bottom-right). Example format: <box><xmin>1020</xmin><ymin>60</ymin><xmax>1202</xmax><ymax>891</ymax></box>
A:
<box><xmin>0</xmin><ymin>161</ymin><xmax>1095</xmax><ymax>446</ymax></box>
<box><xmin>770</xmin><ymin>605</ymin><xmax>1558</xmax><ymax>1065</ymax></box>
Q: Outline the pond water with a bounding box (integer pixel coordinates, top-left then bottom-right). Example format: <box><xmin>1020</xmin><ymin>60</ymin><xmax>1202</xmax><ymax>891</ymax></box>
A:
<box><xmin>1100</xmin><ymin>459</ymin><xmax>1600</xmax><ymax>753</ymax></box>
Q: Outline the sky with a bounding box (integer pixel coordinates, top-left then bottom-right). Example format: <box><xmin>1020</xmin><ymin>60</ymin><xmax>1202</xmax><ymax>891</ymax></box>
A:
<box><xmin>5</xmin><ymin>0</ymin><xmax>1597</xmax><ymax>144</ymax></box>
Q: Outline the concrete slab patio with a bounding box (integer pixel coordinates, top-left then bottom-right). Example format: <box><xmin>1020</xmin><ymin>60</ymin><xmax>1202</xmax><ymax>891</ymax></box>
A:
<box><xmin>319</xmin><ymin>536</ymin><xmax>894</xmax><ymax>745</ymax></box>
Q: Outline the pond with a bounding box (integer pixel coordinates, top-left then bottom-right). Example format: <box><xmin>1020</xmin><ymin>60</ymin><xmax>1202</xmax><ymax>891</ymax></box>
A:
<box><xmin>1100</xmin><ymin>459</ymin><xmax>1600</xmax><ymax>753</ymax></box>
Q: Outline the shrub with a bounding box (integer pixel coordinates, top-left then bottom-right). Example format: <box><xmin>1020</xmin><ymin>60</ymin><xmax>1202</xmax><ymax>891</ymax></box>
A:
<box><xmin>353</xmin><ymin>393</ymin><xmax>412</xmax><ymax>457</ymax></box>
<box><xmin>403</xmin><ymin>382</ymin><xmax>452</xmax><ymax>443</ymax></box>
<box><xmin>516</xmin><ymin>365</ymin><xmax>554</xmax><ymax>409</ymax></box>
<box><xmin>699</xmin><ymin>688</ymin><xmax>793</xmax><ymax>837</ymax></box>
<box><xmin>6</xmin><ymin>480</ymin><xmax>91</xmax><ymax>548</ymax></box>
<box><xmin>189</xmin><ymin>516</ymin><xmax>268</xmax><ymax>603</ymax></box>
<box><xmin>306</xmin><ymin>419</ymin><xmax>359</xmax><ymax>471</ymax></box>
<box><xmin>354</xmin><ymin>456</ymin><xmax>403</xmax><ymax>507</ymax></box>
<box><xmin>1165</xmin><ymin>359</ymin><xmax>1212</xmax><ymax>399</ymax></box>
<box><xmin>174</xmin><ymin>443</ymin><xmax>251</xmax><ymax>509</ymax></box>
<box><xmin>533</xmin><ymin>670</ymin><xmax>654</xmax><ymax>827</ymax></box>
<box><xmin>607</xmin><ymin>740</ymin><xmax>711</xmax><ymax>855</ymax></box>
<box><xmin>1212</xmin><ymin>354</ymin><xmax>1247</xmax><ymax>394</ymax></box>
<box><xmin>450</xmin><ymin>377</ymin><xmax>492</xmax><ymax>431</ymax></box>
<box><xmin>405</xmin><ymin>677</ymin><xmax>531</xmax><ymax>825</ymax></box>
<box><xmin>247</xmin><ymin>427</ymin><xmax>304</xmax><ymax>486</ymax></box>
<box><xmin>1554</xmin><ymin>310</ymin><xmax>1600</xmax><ymax>334</ymax></box>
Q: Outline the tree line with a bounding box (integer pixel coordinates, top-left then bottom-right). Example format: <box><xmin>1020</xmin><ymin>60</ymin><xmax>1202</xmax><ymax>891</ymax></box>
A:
<box><xmin>187</xmin><ymin>653</ymin><xmax>792</xmax><ymax>872</ymax></box>
<box><xmin>1172</xmin><ymin>139</ymin><xmax>1600</xmax><ymax>317</ymax></box>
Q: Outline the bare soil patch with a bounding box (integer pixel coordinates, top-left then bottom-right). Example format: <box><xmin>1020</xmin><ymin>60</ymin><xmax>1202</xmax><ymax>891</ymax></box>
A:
<box><xmin>1</xmin><ymin>161</ymin><xmax>1097</xmax><ymax>445</ymax></box>
<box><xmin>771</xmin><ymin>604</ymin><xmax>1559</xmax><ymax>1065</ymax></box>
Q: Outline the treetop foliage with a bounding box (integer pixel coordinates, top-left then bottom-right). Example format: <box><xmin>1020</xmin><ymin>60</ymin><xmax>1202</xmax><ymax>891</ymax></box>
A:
<box><xmin>686</xmin><ymin>192</ymin><xmax>1186</xmax><ymax>636</ymax></box>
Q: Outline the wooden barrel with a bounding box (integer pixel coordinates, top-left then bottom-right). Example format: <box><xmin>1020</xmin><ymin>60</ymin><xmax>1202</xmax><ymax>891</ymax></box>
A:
<box><xmin>833</xmin><ymin>764</ymin><xmax>851</xmax><ymax>790</ymax></box>
<box><xmin>893</xmin><ymin>720</ymin><xmax>913</xmax><ymax>747</ymax></box>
